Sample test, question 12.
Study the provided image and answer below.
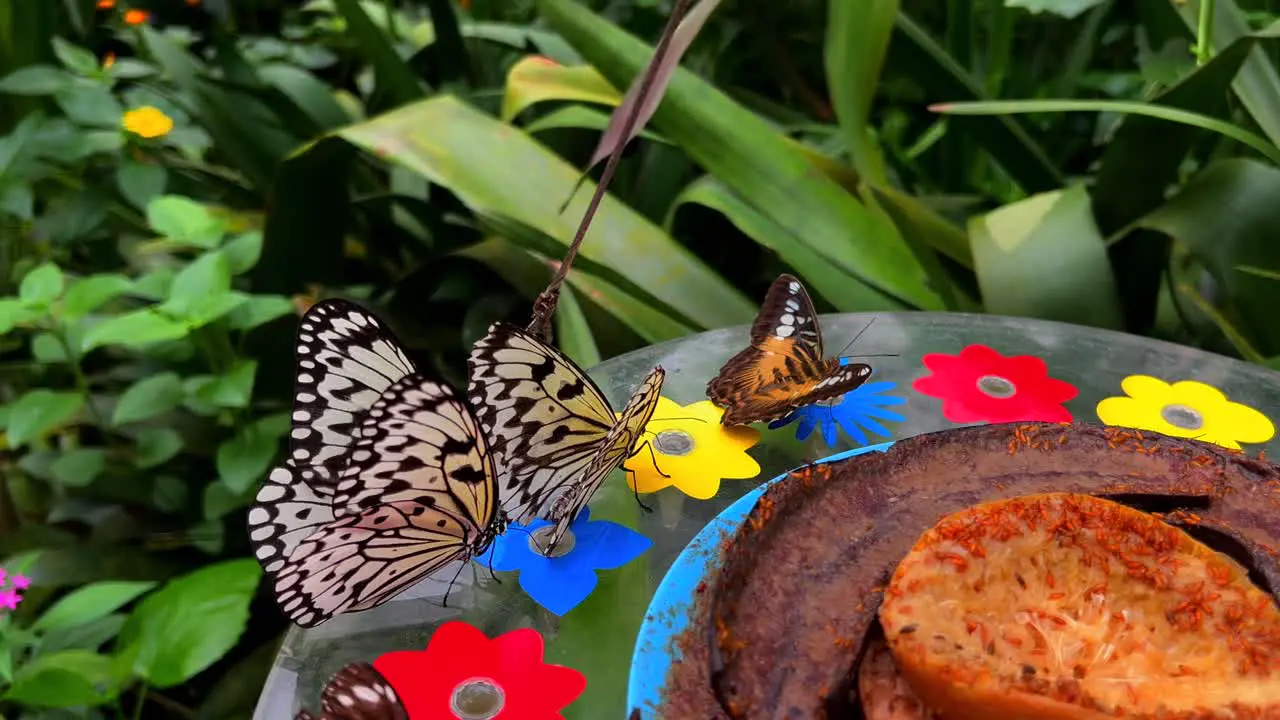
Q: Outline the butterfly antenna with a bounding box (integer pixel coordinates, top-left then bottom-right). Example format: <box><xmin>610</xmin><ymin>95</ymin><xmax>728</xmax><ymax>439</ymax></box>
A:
<box><xmin>644</xmin><ymin>415</ymin><xmax>711</xmax><ymax>425</ymax></box>
<box><xmin>526</xmin><ymin>0</ymin><xmax>694</xmax><ymax>343</ymax></box>
<box><xmin>835</xmin><ymin>316</ymin><xmax>879</xmax><ymax>358</ymax></box>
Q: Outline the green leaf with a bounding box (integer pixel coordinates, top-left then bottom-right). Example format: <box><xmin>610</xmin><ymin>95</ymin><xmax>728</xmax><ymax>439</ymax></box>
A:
<box><xmin>159</xmin><ymin>252</ymin><xmax>242</xmax><ymax>325</ymax></box>
<box><xmin>934</xmin><ymin>98</ymin><xmax>1280</xmax><ymax>165</ymax></box>
<box><xmin>152</xmin><ymin>475</ymin><xmax>188</xmax><ymax>513</ymax></box>
<box><xmin>0</xmin><ymin>65</ymin><xmax>71</xmax><ymax>95</ymax></box>
<box><xmin>222</xmin><ymin>231</ymin><xmax>264</xmax><ymax>275</ymax></box>
<box><xmin>61</xmin><ymin>274</ymin><xmax>132</xmax><ymax>320</ymax></box>
<box><xmin>553</xmin><ymin>285</ymin><xmax>600</xmax><ymax>368</ymax></box>
<box><xmin>3</xmin><ymin>650</ymin><xmax>117</xmax><ymax>707</ymax></box>
<box><xmin>30</xmin><ymin>333</ymin><xmax>67</xmax><ymax>362</ymax></box>
<box><xmin>80</xmin><ymin>309</ymin><xmax>189</xmax><ymax>352</ymax></box>
<box><xmin>524</xmin><ymin>105</ymin><xmax>668</xmax><ymax>143</ymax></box>
<box><xmin>115</xmin><ymin>161</ymin><xmax>167</xmax><ymax>211</ymax></box>
<box><xmin>145</xmin><ymin>195</ymin><xmax>224</xmax><ymax>248</ymax></box>
<box><xmin>40</xmin><ymin>614</ymin><xmax>128</xmax><ymax>654</ymax></box>
<box><xmin>215</xmin><ymin>420</ymin><xmax>282</xmax><ymax>494</ymax></box>
<box><xmin>107</xmin><ymin>58</ymin><xmax>155</xmax><ymax>81</ymax></box>
<box><xmin>20</xmin><ymin>262</ymin><xmax>65</xmax><ymax>307</ymax></box>
<box><xmin>969</xmin><ymin>186</ymin><xmax>1123</xmax><ymax>329</ymax></box>
<box><xmin>538</xmin><ymin>0</ymin><xmax>939</xmax><ymax>309</ymax></box>
<box><xmin>1007</xmin><ymin>0</ymin><xmax>1108</xmax><ymax>18</ymax></box>
<box><xmin>501</xmin><ymin>56</ymin><xmax>622</xmax><ymax>122</ymax></box>
<box><xmin>51</xmin><ymin>37</ymin><xmax>100</xmax><ymax>75</ymax></box>
<box><xmin>33</xmin><ymin>581</ymin><xmax>156</xmax><ymax>632</ymax></box>
<box><xmin>7</xmin><ymin>390</ymin><xmax>84</xmax><ymax>448</ymax></box>
<box><xmin>226</xmin><ymin>295</ymin><xmax>293</xmax><ymax>330</ymax></box>
<box><xmin>825</xmin><ymin>0</ymin><xmax>896</xmax><ymax>182</ymax></box>
<box><xmin>335</xmin><ymin>95</ymin><xmax>756</xmax><ymax>331</ymax></box>
<box><xmin>117</xmin><ymin>559</ymin><xmax>261</xmax><ymax>689</ymax></box>
<box><xmin>332</xmin><ymin>0</ymin><xmax>425</xmax><ymax>108</ymax></box>
<box><xmin>186</xmin><ymin>360</ymin><xmax>257</xmax><ymax>409</ymax></box>
<box><xmin>112</xmin><ymin>372</ymin><xmax>184</xmax><ymax>425</ymax></box>
<box><xmin>49</xmin><ymin>448</ymin><xmax>106</xmax><ymax>487</ymax></box>
<box><xmin>0</xmin><ymin>298</ymin><xmax>42</xmax><ymax>333</ymax></box>
<box><xmin>135</xmin><ymin>428</ymin><xmax>183</xmax><ymax>469</ymax></box>
<box><xmin>54</xmin><ymin>81</ymin><xmax>123</xmax><ymax>127</ymax></box>
<box><xmin>203</xmin><ymin>481</ymin><xmax>256</xmax><ymax>521</ymax></box>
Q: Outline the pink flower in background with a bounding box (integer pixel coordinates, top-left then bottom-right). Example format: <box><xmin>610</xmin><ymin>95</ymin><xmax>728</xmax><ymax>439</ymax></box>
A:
<box><xmin>0</xmin><ymin>590</ymin><xmax>21</xmax><ymax>611</ymax></box>
<box><xmin>0</xmin><ymin>568</ymin><xmax>31</xmax><ymax>612</ymax></box>
<box><xmin>11</xmin><ymin>575</ymin><xmax>29</xmax><ymax>590</ymax></box>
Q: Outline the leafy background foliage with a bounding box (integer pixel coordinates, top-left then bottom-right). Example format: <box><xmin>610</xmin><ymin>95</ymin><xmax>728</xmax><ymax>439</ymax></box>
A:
<box><xmin>1</xmin><ymin>0</ymin><xmax>1279</xmax><ymax>716</ymax></box>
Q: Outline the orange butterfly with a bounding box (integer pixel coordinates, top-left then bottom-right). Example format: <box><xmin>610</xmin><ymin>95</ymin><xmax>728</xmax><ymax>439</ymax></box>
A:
<box><xmin>707</xmin><ymin>274</ymin><xmax>871</xmax><ymax>426</ymax></box>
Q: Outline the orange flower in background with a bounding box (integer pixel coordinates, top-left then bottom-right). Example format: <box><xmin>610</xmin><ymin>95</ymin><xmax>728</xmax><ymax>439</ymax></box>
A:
<box><xmin>102</xmin><ymin>52</ymin><xmax>116</xmax><ymax>69</ymax></box>
<box><xmin>186</xmin><ymin>0</ymin><xmax>200</xmax><ymax>5</ymax></box>
<box><xmin>123</xmin><ymin>8</ymin><xmax>148</xmax><ymax>24</ymax></box>
<box><xmin>96</xmin><ymin>0</ymin><xmax>115</xmax><ymax>9</ymax></box>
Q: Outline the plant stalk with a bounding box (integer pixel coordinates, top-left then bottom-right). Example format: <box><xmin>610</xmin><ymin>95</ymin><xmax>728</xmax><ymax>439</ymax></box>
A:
<box><xmin>1195</xmin><ymin>0</ymin><xmax>1216</xmax><ymax>65</ymax></box>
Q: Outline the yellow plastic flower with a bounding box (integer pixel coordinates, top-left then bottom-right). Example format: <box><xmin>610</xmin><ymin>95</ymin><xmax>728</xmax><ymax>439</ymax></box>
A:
<box><xmin>122</xmin><ymin>106</ymin><xmax>173</xmax><ymax>139</ymax></box>
<box><xmin>1096</xmin><ymin>375</ymin><xmax>1275</xmax><ymax>450</ymax></box>
<box><xmin>622</xmin><ymin>398</ymin><xmax>760</xmax><ymax>500</ymax></box>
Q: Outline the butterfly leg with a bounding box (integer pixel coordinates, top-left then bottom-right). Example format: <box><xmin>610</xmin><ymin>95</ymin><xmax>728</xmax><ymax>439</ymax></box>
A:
<box><xmin>442</xmin><ymin>560</ymin><xmax>470</xmax><ymax>608</ymax></box>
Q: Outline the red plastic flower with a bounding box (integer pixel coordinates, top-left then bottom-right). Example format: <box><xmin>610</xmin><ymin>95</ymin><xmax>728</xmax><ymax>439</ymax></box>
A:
<box><xmin>913</xmin><ymin>344</ymin><xmax>1077</xmax><ymax>424</ymax></box>
<box><xmin>374</xmin><ymin>621</ymin><xmax>586</xmax><ymax>720</ymax></box>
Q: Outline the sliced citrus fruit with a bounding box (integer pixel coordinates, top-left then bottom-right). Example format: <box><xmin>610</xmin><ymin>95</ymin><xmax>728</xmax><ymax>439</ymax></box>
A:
<box><xmin>858</xmin><ymin>635</ymin><xmax>941</xmax><ymax>719</ymax></box>
<box><xmin>879</xmin><ymin>493</ymin><xmax>1280</xmax><ymax>719</ymax></box>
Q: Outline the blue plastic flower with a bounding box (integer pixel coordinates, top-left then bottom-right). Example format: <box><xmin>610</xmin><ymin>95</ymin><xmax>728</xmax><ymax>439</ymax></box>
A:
<box><xmin>476</xmin><ymin>508</ymin><xmax>652</xmax><ymax>616</ymax></box>
<box><xmin>769</xmin><ymin>364</ymin><xmax>907</xmax><ymax>447</ymax></box>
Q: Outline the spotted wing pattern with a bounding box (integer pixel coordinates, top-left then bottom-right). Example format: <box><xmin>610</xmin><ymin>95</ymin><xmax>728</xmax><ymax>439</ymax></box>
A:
<box><xmin>707</xmin><ymin>274</ymin><xmax>871</xmax><ymax>426</ymax></box>
<box><xmin>289</xmin><ymin>299</ymin><xmax>416</xmax><ymax>470</ymax></box>
<box><xmin>294</xmin><ymin>661</ymin><xmax>408</xmax><ymax>720</ymax></box>
<box><xmin>541</xmin><ymin>365</ymin><xmax>665</xmax><ymax>550</ymax></box>
<box><xmin>466</xmin><ymin>322</ymin><xmax>623</xmax><ymax>524</ymax></box>
<box><xmin>266</xmin><ymin>375</ymin><xmax>500</xmax><ymax>628</ymax></box>
<box><xmin>247</xmin><ymin>461</ymin><xmax>337</xmax><ymax>575</ymax></box>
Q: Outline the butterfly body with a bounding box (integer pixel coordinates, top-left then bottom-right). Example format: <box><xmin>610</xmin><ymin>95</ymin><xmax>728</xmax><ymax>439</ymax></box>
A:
<box><xmin>295</xmin><ymin>661</ymin><xmax>408</xmax><ymax>720</ymax></box>
<box><xmin>250</xmin><ymin>300</ymin><xmax>507</xmax><ymax>628</ymax></box>
<box><xmin>708</xmin><ymin>274</ymin><xmax>871</xmax><ymax>426</ymax></box>
<box><xmin>468</xmin><ymin>322</ymin><xmax>665</xmax><ymax>553</ymax></box>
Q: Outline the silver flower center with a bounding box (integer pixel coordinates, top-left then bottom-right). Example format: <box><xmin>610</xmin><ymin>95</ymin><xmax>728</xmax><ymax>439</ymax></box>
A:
<box><xmin>976</xmin><ymin>374</ymin><xmax>1017</xmax><ymax>399</ymax></box>
<box><xmin>527</xmin><ymin>525</ymin><xmax>576</xmax><ymax>558</ymax></box>
<box><xmin>1161</xmin><ymin>403</ymin><xmax>1204</xmax><ymax>430</ymax></box>
<box><xmin>450</xmin><ymin>677</ymin><xmax>505</xmax><ymax>719</ymax></box>
<box><xmin>654</xmin><ymin>430</ymin><xmax>695</xmax><ymax>456</ymax></box>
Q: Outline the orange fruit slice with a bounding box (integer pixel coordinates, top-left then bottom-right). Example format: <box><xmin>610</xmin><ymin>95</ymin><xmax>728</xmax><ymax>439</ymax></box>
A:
<box><xmin>879</xmin><ymin>493</ymin><xmax>1280</xmax><ymax>719</ymax></box>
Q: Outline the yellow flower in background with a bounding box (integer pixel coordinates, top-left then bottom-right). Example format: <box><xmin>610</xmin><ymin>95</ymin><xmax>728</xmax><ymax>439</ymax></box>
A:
<box><xmin>122</xmin><ymin>106</ymin><xmax>173</xmax><ymax>139</ymax></box>
<box><xmin>623</xmin><ymin>398</ymin><xmax>761</xmax><ymax>500</ymax></box>
<box><xmin>1096</xmin><ymin>375</ymin><xmax>1275</xmax><ymax>451</ymax></box>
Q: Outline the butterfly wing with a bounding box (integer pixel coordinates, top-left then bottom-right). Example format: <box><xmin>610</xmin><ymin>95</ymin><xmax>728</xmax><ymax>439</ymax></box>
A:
<box><xmin>541</xmin><ymin>365</ymin><xmax>665</xmax><ymax>550</ymax></box>
<box><xmin>295</xmin><ymin>661</ymin><xmax>408</xmax><ymax>720</ymax></box>
<box><xmin>467</xmin><ymin>322</ymin><xmax>619</xmax><ymax>523</ymax></box>
<box><xmin>270</xmin><ymin>375</ymin><xmax>498</xmax><ymax>628</ymax></box>
<box><xmin>248</xmin><ymin>462</ymin><xmax>337</xmax><ymax>575</ymax></box>
<box><xmin>289</xmin><ymin>299</ymin><xmax>417</xmax><ymax>470</ymax></box>
<box><xmin>708</xmin><ymin>274</ymin><xmax>865</xmax><ymax>425</ymax></box>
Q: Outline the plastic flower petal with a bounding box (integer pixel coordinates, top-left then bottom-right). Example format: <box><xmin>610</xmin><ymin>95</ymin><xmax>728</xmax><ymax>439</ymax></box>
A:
<box><xmin>122</xmin><ymin>106</ymin><xmax>173</xmax><ymax>139</ymax></box>
<box><xmin>477</xmin><ymin>508</ymin><xmax>651</xmax><ymax>616</ymax></box>
<box><xmin>374</xmin><ymin>620</ymin><xmax>586</xmax><ymax>719</ymax></box>
<box><xmin>913</xmin><ymin>344</ymin><xmax>1077</xmax><ymax>424</ymax></box>
<box><xmin>1096</xmin><ymin>375</ymin><xmax>1275</xmax><ymax>450</ymax></box>
<box><xmin>622</xmin><ymin>397</ymin><xmax>760</xmax><ymax>500</ymax></box>
<box><xmin>769</xmin><ymin>364</ymin><xmax>907</xmax><ymax>447</ymax></box>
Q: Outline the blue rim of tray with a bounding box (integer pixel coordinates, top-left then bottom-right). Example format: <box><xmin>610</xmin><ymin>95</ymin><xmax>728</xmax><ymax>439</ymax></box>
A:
<box><xmin>626</xmin><ymin>441</ymin><xmax>897</xmax><ymax>719</ymax></box>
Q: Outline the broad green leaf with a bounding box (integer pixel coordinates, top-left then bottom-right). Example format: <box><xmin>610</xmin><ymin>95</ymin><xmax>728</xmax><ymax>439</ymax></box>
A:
<box><xmin>160</xmin><ymin>252</ymin><xmax>236</xmax><ymax>323</ymax></box>
<box><xmin>332</xmin><ymin>0</ymin><xmax>425</xmax><ymax>107</ymax></box>
<box><xmin>106</xmin><ymin>58</ymin><xmax>155</xmax><ymax>81</ymax></box>
<box><xmin>187</xmin><ymin>360</ymin><xmax>257</xmax><ymax>409</ymax></box>
<box><xmin>33</xmin><ymin>581</ymin><xmax>156</xmax><ymax>632</ymax></box>
<box><xmin>203</xmin><ymin>481</ymin><xmax>256</xmax><ymax>521</ymax></box>
<box><xmin>1133</xmin><ymin>158</ymin><xmax>1280</xmax><ymax>355</ymax></box>
<box><xmin>115</xmin><ymin>161</ymin><xmax>167</xmax><ymax>211</ymax></box>
<box><xmin>61</xmin><ymin>274</ymin><xmax>132</xmax><ymax>319</ymax></box>
<box><xmin>934</xmin><ymin>99</ymin><xmax>1280</xmax><ymax>165</ymax></box>
<box><xmin>112</xmin><ymin>372</ymin><xmax>184</xmax><ymax>425</ymax></box>
<box><xmin>49</xmin><ymin>448</ymin><xmax>106</xmax><ymax>487</ymax></box>
<box><xmin>146</xmin><ymin>195</ymin><xmax>223</xmax><ymax>248</ymax></box>
<box><xmin>222</xmin><ymin>231</ymin><xmax>264</xmax><ymax>275</ymax></box>
<box><xmin>668</xmin><ymin>177</ymin><xmax>903</xmax><ymax>311</ymax></box>
<box><xmin>30</xmin><ymin>333</ymin><xmax>67</xmax><ymax>362</ymax></box>
<box><xmin>538</xmin><ymin>0</ymin><xmax>940</xmax><ymax>309</ymax></box>
<box><xmin>51</xmin><ymin>38</ymin><xmax>99</xmax><ymax>75</ymax></box>
<box><xmin>825</xmin><ymin>0</ymin><xmax>896</xmax><ymax>182</ymax></box>
<box><xmin>226</xmin><ymin>295</ymin><xmax>293</xmax><ymax>330</ymax></box>
<box><xmin>969</xmin><ymin>186</ymin><xmax>1123</xmax><ymax>329</ymax></box>
<box><xmin>3</xmin><ymin>650</ymin><xmax>117</xmax><ymax>707</ymax></box>
<box><xmin>336</xmin><ymin>95</ymin><xmax>755</xmax><ymax>330</ymax></box>
<box><xmin>117</xmin><ymin>559</ymin><xmax>261</xmax><ymax>689</ymax></box>
<box><xmin>502</xmin><ymin>56</ymin><xmax>621</xmax><ymax>122</ymax></box>
<box><xmin>216</xmin><ymin>417</ymin><xmax>285</xmax><ymax>493</ymax></box>
<box><xmin>135</xmin><ymin>428</ymin><xmax>183</xmax><ymax>469</ymax></box>
<box><xmin>1007</xmin><ymin>0</ymin><xmax>1108</xmax><ymax>18</ymax></box>
<box><xmin>40</xmin><ymin>614</ymin><xmax>128</xmax><ymax>654</ymax></box>
<box><xmin>0</xmin><ymin>65</ymin><xmax>71</xmax><ymax>95</ymax></box>
<box><xmin>80</xmin><ymin>309</ymin><xmax>189</xmax><ymax>352</ymax></box>
<box><xmin>20</xmin><ymin>262</ymin><xmax>65</xmax><ymax>307</ymax></box>
<box><xmin>0</xmin><ymin>298</ymin><xmax>42</xmax><ymax>333</ymax></box>
<box><xmin>552</xmin><ymin>285</ymin><xmax>600</xmax><ymax>368</ymax></box>
<box><xmin>7</xmin><ymin>390</ymin><xmax>84</xmax><ymax>448</ymax></box>
<box><xmin>54</xmin><ymin>81</ymin><xmax>122</xmax><ymax>127</ymax></box>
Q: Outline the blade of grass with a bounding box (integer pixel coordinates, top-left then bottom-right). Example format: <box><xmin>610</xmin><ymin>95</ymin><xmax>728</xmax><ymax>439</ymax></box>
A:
<box><xmin>825</xmin><ymin>0</ymin><xmax>897</xmax><ymax>183</ymax></box>
<box><xmin>933</xmin><ymin>99</ymin><xmax>1280</xmax><ymax>164</ymax></box>
<box><xmin>332</xmin><ymin>0</ymin><xmax>425</xmax><ymax>107</ymax></box>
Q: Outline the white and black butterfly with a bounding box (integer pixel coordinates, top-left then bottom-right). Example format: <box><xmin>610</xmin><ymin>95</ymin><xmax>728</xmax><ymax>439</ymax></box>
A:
<box><xmin>248</xmin><ymin>300</ymin><xmax>506</xmax><ymax>628</ymax></box>
<box><xmin>467</xmin><ymin>322</ymin><xmax>665</xmax><ymax>552</ymax></box>
<box><xmin>295</xmin><ymin>661</ymin><xmax>407</xmax><ymax>720</ymax></box>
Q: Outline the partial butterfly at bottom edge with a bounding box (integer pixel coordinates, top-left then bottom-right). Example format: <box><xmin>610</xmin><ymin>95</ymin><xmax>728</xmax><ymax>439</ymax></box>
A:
<box><xmin>294</xmin><ymin>661</ymin><xmax>407</xmax><ymax>720</ymax></box>
<box><xmin>707</xmin><ymin>273</ymin><xmax>871</xmax><ymax>426</ymax></box>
